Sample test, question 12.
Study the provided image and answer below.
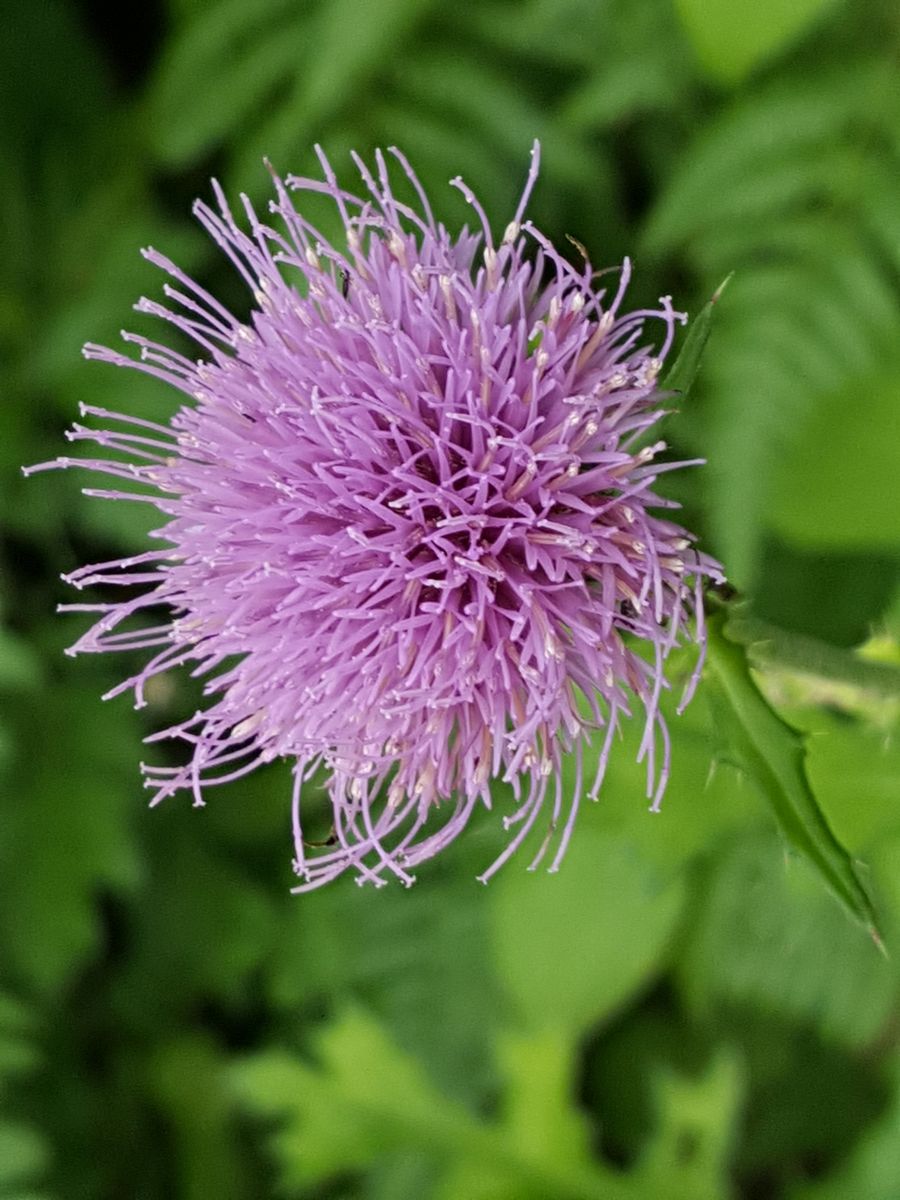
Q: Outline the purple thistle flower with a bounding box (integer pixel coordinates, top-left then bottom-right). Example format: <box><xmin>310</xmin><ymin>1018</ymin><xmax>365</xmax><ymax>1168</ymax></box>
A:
<box><xmin>27</xmin><ymin>142</ymin><xmax>722</xmax><ymax>890</ymax></box>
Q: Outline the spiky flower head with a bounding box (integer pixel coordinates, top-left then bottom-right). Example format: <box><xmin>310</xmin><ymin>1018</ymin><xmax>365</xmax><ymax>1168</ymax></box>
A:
<box><xmin>28</xmin><ymin>142</ymin><xmax>722</xmax><ymax>889</ymax></box>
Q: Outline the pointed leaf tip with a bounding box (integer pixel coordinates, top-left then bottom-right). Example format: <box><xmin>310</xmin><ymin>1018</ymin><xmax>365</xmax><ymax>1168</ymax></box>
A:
<box><xmin>661</xmin><ymin>277</ymin><xmax>730</xmax><ymax>400</ymax></box>
<box><xmin>705</xmin><ymin>608</ymin><xmax>881</xmax><ymax>938</ymax></box>
<box><xmin>711</xmin><ymin>271</ymin><xmax>734</xmax><ymax>303</ymax></box>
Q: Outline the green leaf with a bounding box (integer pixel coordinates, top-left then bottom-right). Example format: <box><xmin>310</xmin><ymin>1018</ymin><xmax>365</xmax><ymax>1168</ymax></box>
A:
<box><xmin>673</xmin><ymin>0</ymin><xmax>842</xmax><ymax>84</ymax></box>
<box><xmin>495</xmin><ymin>1027</ymin><xmax>594</xmax><ymax>1169</ymax></box>
<box><xmin>0</xmin><ymin>680</ymin><xmax>141</xmax><ymax>994</ymax></box>
<box><xmin>768</xmin><ymin>368</ymin><xmax>900</xmax><ymax>550</ymax></box>
<box><xmin>790</xmin><ymin>1057</ymin><xmax>900</xmax><ymax>1200</ymax></box>
<box><xmin>231</xmin><ymin>1008</ymin><xmax>632</xmax><ymax>1200</ymax></box>
<box><xmin>298</xmin><ymin>0</ymin><xmax>435</xmax><ymax>140</ymax></box>
<box><xmin>149</xmin><ymin>15</ymin><xmax>308</xmax><ymax>167</ymax></box>
<box><xmin>113</xmin><ymin>832</ymin><xmax>275</xmax><ymax>1025</ymax></box>
<box><xmin>432</xmin><ymin>1027</ymin><xmax>603</xmax><ymax>1200</ymax></box>
<box><xmin>235</xmin><ymin>1006</ymin><xmax>747</xmax><ymax>1200</ymax></box>
<box><xmin>635</xmin><ymin>1054</ymin><xmax>742</xmax><ymax>1200</ymax></box>
<box><xmin>705</xmin><ymin>608</ymin><xmax>879</xmax><ymax>935</ymax></box>
<box><xmin>0</xmin><ymin>989</ymin><xmax>48</xmax><ymax>1197</ymax></box>
<box><xmin>470</xmin><ymin>0</ymin><xmax>613</xmax><ymax>69</ymax></box>
<box><xmin>641</xmin><ymin>66</ymin><xmax>878</xmax><ymax>256</ymax></box>
<box><xmin>806</xmin><ymin>722</ymin><xmax>900</xmax><ymax>854</ymax></box>
<box><xmin>148</xmin><ymin>1035</ymin><xmax>248</xmax><ymax>1200</ymax></box>
<box><xmin>0</xmin><ymin>627</ymin><xmax>41</xmax><ymax>691</ymax></box>
<box><xmin>151</xmin><ymin>0</ymin><xmax>436</xmax><ymax>174</ymax></box>
<box><xmin>0</xmin><ymin>991</ymin><xmax>40</xmax><ymax>1081</ymax></box>
<box><xmin>394</xmin><ymin>53</ymin><xmax>588</xmax><ymax>187</ymax></box>
<box><xmin>748</xmin><ymin>540</ymin><xmax>900</xmax><ymax>649</ymax></box>
<box><xmin>560</xmin><ymin>0</ymin><xmax>692</xmax><ymax>130</ymax></box>
<box><xmin>146</xmin><ymin>0</ymin><xmax>303</xmax><ymax>165</ymax></box>
<box><xmin>266</xmin><ymin>849</ymin><xmax>500</xmax><ymax>1105</ymax></box>
<box><xmin>677</xmin><ymin>830</ymin><xmax>896</xmax><ymax>1047</ymax></box>
<box><xmin>0</xmin><ymin>1121</ymin><xmax>50</xmax><ymax>1191</ymax></box>
<box><xmin>489</xmin><ymin>824</ymin><xmax>686</xmax><ymax>1036</ymax></box>
<box><xmin>662</xmin><ymin>275</ymin><xmax>731</xmax><ymax>401</ymax></box>
<box><xmin>698</xmin><ymin>245</ymin><xmax>899</xmax><ymax>580</ymax></box>
<box><xmin>640</xmin><ymin>58</ymin><xmax>900</xmax><ymax>582</ymax></box>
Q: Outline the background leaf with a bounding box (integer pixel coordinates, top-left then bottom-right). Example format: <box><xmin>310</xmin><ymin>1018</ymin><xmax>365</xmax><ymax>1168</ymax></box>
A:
<box><xmin>673</xmin><ymin>0</ymin><xmax>842</xmax><ymax>84</ymax></box>
<box><xmin>5</xmin><ymin>0</ymin><xmax>900</xmax><ymax>1196</ymax></box>
<box><xmin>489</xmin><ymin>823</ymin><xmax>686</xmax><ymax>1036</ymax></box>
<box><xmin>768</xmin><ymin>369</ymin><xmax>900</xmax><ymax>549</ymax></box>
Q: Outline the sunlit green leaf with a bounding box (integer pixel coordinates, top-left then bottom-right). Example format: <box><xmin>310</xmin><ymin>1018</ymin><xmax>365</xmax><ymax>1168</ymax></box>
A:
<box><xmin>489</xmin><ymin>824</ymin><xmax>686</xmax><ymax>1035</ymax></box>
<box><xmin>768</xmin><ymin>369</ymin><xmax>900</xmax><ymax>550</ymax></box>
<box><xmin>494</xmin><ymin>1026</ymin><xmax>594</xmax><ymax>1167</ymax></box>
<box><xmin>232</xmin><ymin>1008</ymin><xmax>628</xmax><ymax>1199</ymax></box>
<box><xmin>635</xmin><ymin>1053</ymin><xmax>742</xmax><ymax>1200</ymax></box>
<box><xmin>674</xmin><ymin>0</ymin><xmax>842</xmax><ymax>84</ymax></box>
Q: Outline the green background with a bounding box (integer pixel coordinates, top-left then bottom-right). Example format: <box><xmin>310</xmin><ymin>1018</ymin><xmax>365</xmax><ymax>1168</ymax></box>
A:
<box><xmin>1</xmin><ymin>0</ymin><xmax>899</xmax><ymax>1196</ymax></box>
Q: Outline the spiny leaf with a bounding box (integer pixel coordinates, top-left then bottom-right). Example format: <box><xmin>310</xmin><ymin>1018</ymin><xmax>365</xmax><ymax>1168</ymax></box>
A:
<box><xmin>704</xmin><ymin>607</ymin><xmax>880</xmax><ymax>937</ymax></box>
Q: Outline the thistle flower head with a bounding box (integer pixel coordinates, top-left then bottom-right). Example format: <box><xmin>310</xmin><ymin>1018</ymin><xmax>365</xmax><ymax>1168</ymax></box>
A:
<box><xmin>28</xmin><ymin>142</ymin><xmax>722</xmax><ymax>889</ymax></box>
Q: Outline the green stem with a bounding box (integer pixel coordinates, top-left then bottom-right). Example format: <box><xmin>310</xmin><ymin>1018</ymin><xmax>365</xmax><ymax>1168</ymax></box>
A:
<box><xmin>723</xmin><ymin>612</ymin><xmax>900</xmax><ymax>699</ymax></box>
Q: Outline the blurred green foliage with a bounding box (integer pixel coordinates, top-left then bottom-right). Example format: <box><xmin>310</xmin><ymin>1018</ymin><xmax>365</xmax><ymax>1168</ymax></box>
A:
<box><xmin>1</xmin><ymin>0</ymin><xmax>898</xmax><ymax>1196</ymax></box>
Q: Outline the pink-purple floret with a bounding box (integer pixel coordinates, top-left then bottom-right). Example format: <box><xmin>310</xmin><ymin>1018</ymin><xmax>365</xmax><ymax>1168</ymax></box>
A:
<box><xmin>29</xmin><ymin>142</ymin><xmax>723</xmax><ymax>889</ymax></box>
